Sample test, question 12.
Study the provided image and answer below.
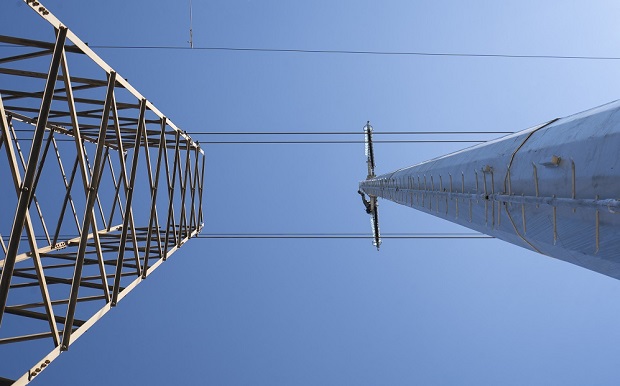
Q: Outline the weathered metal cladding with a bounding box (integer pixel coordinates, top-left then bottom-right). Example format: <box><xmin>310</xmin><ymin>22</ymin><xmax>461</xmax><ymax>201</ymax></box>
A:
<box><xmin>360</xmin><ymin>100</ymin><xmax>620</xmax><ymax>280</ymax></box>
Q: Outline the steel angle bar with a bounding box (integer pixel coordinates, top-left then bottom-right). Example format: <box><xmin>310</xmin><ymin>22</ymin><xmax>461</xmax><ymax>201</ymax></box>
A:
<box><xmin>189</xmin><ymin>145</ymin><xmax>200</xmax><ymax>230</ymax></box>
<box><xmin>61</xmin><ymin>71</ymin><xmax>117</xmax><ymax>350</ymax></box>
<box><xmin>111</xmin><ymin>99</ymin><xmax>147</xmax><ymax>306</ymax></box>
<box><xmin>51</xmin><ymin>148</ymin><xmax>82</xmax><ymax>245</ymax></box>
<box><xmin>21</xmin><ymin>1</ymin><xmax>202</xmax><ymax>152</ymax></box>
<box><xmin>1</xmin><ymin>96</ymin><xmax>61</xmax><ymax>346</ymax></box>
<box><xmin>7</xmin><ymin>121</ymin><xmax>53</xmax><ymax>243</ymax></box>
<box><xmin>105</xmin><ymin>150</ymin><xmax>126</xmax><ymax>229</ymax></box>
<box><xmin>0</xmin><ymin>26</ymin><xmax>67</xmax><ymax>327</ymax></box>
<box><xmin>0</xmin><ymin>35</ymin><xmax>83</xmax><ymax>54</ymax></box>
<box><xmin>0</xmin><ymin>2</ymin><xmax>204</xmax><ymax>383</ymax></box>
<box><xmin>111</xmin><ymin>92</ymin><xmax>141</xmax><ymax>273</ymax></box>
<box><xmin>0</xmin><ymin>67</ymin><xmax>108</xmax><ymax>88</ymax></box>
<box><xmin>164</xmin><ymin>131</ymin><xmax>181</xmax><ymax>251</ymax></box>
<box><xmin>0</xmin><ymin>49</ymin><xmax>54</xmax><ymax>65</ymax></box>
<box><xmin>179</xmin><ymin>137</ymin><xmax>192</xmax><ymax>242</ymax></box>
<box><xmin>142</xmin><ymin>118</ymin><xmax>166</xmax><ymax>278</ymax></box>
<box><xmin>60</xmin><ymin>49</ymin><xmax>111</xmax><ymax>304</ymax></box>
<box><xmin>199</xmin><ymin>152</ymin><xmax>205</xmax><ymax>225</ymax></box>
<box><xmin>138</xmin><ymin>114</ymin><xmax>157</xmax><ymax>277</ymax></box>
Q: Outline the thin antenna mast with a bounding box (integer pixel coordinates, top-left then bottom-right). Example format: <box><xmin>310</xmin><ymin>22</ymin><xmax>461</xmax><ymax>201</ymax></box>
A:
<box><xmin>188</xmin><ymin>0</ymin><xmax>194</xmax><ymax>48</ymax></box>
<box><xmin>359</xmin><ymin>122</ymin><xmax>381</xmax><ymax>250</ymax></box>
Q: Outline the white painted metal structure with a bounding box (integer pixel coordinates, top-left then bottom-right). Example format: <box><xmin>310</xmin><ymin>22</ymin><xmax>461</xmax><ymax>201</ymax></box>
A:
<box><xmin>0</xmin><ymin>1</ymin><xmax>204</xmax><ymax>384</ymax></box>
<box><xmin>360</xmin><ymin>100</ymin><xmax>620</xmax><ymax>280</ymax></box>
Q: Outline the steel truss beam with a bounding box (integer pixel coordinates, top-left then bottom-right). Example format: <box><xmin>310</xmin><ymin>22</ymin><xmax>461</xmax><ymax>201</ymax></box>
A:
<box><xmin>0</xmin><ymin>1</ymin><xmax>205</xmax><ymax>384</ymax></box>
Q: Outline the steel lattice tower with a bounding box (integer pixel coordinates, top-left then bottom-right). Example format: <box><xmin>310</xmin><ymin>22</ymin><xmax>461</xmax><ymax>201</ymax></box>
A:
<box><xmin>0</xmin><ymin>2</ymin><xmax>204</xmax><ymax>384</ymax></box>
<box><xmin>360</xmin><ymin>101</ymin><xmax>620</xmax><ymax>281</ymax></box>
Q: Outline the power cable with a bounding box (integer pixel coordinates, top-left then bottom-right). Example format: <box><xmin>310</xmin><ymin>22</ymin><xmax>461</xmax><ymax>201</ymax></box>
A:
<box><xmin>2</xmin><ymin>43</ymin><xmax>619</xmax><ymax>60</ymax></box>
<box><xmin>185</xmin><ymin>131</ymin><xmax>513</xmax><ymax>135</ymax></box>
<box><xmin>200</xmin><ymin>140</ymin><xmax>485</xmax><ymax>144</ymax></box>
<box><xmin>196</xmin><ymin>234</ymin><xmax>493</xmax><ymax>239</ymax></box>
<box><xmin>6</xmin><ymin>233</ymin><xmax>493</xmax><ymax>241</ymax></box>
<box><xmin>10</xmin><ymin>129</ymin><xmax>511</xmax><ymax>135</ymax></box>
<box><xmin>13</xmin><ymin>139</ymin><xmax>490</xmax><ymax>144</ymax></box>
<box><xmin>78</xmin><ymin>45</ymin><xmax>620</xmax><ymax>61</ymax></box>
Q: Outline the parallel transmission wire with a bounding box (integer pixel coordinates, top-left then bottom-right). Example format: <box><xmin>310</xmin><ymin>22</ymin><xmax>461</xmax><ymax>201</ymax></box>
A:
<box><xmin>8</xmin><ymin>233</ymin><xmax>493</xmax><ymax>241</ymax></box>
<box><xmin>11</xmin><ymin>130</ymin><xmax>511</xmax><ymax>135</ymax></box>
<box><xmin>2</xmin><ymin>42</ymin><xmax>619</xmax><ymax>60</ymax></box>
<box><xmin>78</xmin><ymin>45</ymin><xmax>620</xmax><ymax>61</ymax></box>
<box><xmin>10</xmin><ymin>129</ymin><xmax>508</xmax><ymax>144</ymax></box>
<box><xmin>196</xmin><ymin>234</ymin><xmax>493</xmax><ymax>239</ymax></box>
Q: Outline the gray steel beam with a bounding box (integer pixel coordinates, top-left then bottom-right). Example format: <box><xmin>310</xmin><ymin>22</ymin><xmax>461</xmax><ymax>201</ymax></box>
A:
<box><xmin>0</xmin><ymin>2</ymin><xmax>204</xmax><ymax>382</ymax></box>
<box><xmin>0</xmin><ymin>26</ymin><xmax>67</xmax><ymax>327</ymax></box>
<box><xmin>61</xmin><ymin>71</ymin><xmax>117</xmax><ymax>350</ymax></box>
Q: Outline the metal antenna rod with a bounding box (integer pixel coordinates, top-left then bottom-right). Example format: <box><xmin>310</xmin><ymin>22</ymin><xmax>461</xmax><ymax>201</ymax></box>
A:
<box><xmin>188</xmin><ymin>0</ymin><xmax>194</xmax><ymax>48</ymax></box>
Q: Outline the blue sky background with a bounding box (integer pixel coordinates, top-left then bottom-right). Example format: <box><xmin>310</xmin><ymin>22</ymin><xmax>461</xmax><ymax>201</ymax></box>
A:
<box><xmin>5</xmin><ymin>1</ymin><xmax>620</xmax><ymax>385</ymax></box>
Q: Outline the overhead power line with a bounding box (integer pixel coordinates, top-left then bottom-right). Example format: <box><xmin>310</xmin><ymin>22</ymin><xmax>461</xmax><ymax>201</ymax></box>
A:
<box><xmin>201</xmin><ymin>140</ymin><xmax>486</xmax><ymax>144</ymax></box>
<box><xmin>2</xmin><ymin>43</ymin><xmax>618</xmax><ymax>61</ymax></box>
<box><xmin>12</xmin><ymin>129</ymin><xmax>512</xmax><ymax>136</ymax></box>
<box><xmin>12</xmin><ymin>127</ymin><xmax>506</xmax><ymax>144</ymax></box>
<box><xmin>82</xmin><ymin>45</ymin><xmax>620</xmax><ymax>61</ymax></box>
<box><xmin>196</xmin><ymin>233</ymin><xmax>493</xmax><ymax>239</ymax></box>
<box><xmin>188</xmin><ymin>131</ymin><xmax>513</xmax><ymax>135</ymax></box>
<box><xmin>13</xmin><ymin>138</ymin><xmax>493</xmax><ymax>144</ymax></box>
<box><xmin>5</xmin><ymin>233</ymin><xmax>493</xmax><ymax>241</ymax></box>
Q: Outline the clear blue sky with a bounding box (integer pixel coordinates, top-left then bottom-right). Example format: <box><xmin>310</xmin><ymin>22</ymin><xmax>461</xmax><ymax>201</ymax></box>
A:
<box><xmin>5</xmin><ymin>0</ymin><xmax>620</xmax><ymax>385</ymax></box>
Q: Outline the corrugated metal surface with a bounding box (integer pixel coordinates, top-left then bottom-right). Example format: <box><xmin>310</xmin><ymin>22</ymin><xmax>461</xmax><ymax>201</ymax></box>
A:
<box><xmin>360</xmin><ymin>100</ymin><xmax>620</xmax><ymax>279</ymax></box>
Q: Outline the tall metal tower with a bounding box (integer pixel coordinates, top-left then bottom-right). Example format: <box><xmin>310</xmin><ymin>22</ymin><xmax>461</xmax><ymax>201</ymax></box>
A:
<box><xmin>360</xmin><ymin>101</ymin><xmax>620</xmax><ymax>280</ymax></box>
<box><xmin>0</xmin><ymin>2</ymin><xmax>204</xmax><ymax>384</ymax></box>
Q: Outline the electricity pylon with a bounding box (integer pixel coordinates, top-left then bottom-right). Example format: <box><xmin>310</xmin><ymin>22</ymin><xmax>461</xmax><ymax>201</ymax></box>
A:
<box><xmin>360</xmin><ymin>101</ymin><xmax>620</xmax><ymax>280</ymax></box>
<box><xmin>0</xmin><ymin>1</ymin><xmax>204</xmax><ymax>384</ymax></box>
